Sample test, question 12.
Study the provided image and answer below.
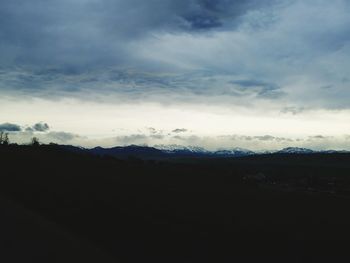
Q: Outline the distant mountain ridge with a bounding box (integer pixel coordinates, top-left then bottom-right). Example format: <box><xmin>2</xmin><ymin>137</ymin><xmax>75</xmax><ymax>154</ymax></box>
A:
<box><xmin>89</xmin><ymin>145</ymin><xmax>164</xmax><ymax>159</ymax></box>
<box><xmin>57</xmin><ymin>144</ymin><xmax>350</xmax><ymax>159</ymax></box>
<box><xmin>276</xmin><ymin>147</ymin><xmax>315</xmax><ymax>154</ymax></box>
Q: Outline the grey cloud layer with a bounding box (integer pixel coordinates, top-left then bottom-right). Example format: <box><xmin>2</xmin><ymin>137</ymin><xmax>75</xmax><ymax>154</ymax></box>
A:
<box><xmin>1</xmin><ymin>0</ymin><xmax>350</xmax><ymax>110</ymax></box>
<box><xmin>0</xmin><ymin>0</ymin><xmax>269</xmax><ymax>68</ymax></box>
<box><xmin>0</xmin><ymin>67</ymin><xmax>285</xmax><ymax>105</ymax></box>
<box><xmin>0</xmin><ymin>123</ymin><xmax>21</xmax><ymax>132</ymax></box>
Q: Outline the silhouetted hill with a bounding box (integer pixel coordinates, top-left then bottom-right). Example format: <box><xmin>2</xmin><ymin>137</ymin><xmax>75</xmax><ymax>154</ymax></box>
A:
<box><xmin>89</xmin><ymin>145</ymin><xmax>166</xmax><ymax>159</ymax></box>
<box><xmin>2</xmin><ymin>144</ymin><xmax>350</xmax><ymax>262</ymax></box>
<box><xmin>59</xmin><ymin>143</ymin><xmax>350</xmax><ymax>159</ymax></box>
<box><xmin>60</xmin><ymin>144</ymin><xmax>257</xmax><ymax>159</ymax></box>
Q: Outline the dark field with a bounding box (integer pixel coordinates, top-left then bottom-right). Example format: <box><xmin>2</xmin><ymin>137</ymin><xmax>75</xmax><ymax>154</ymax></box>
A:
<box><xmin>1</xmin><ymin>144</ymin><xmax>350</xmax><ymax>262</ymax></box>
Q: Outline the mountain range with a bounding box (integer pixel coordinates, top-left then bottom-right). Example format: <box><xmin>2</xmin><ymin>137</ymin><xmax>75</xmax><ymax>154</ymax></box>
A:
<box><xmin>57</xmin><ymin>144</ymin><xmax>349</xmax><ymax>159</ymax></box>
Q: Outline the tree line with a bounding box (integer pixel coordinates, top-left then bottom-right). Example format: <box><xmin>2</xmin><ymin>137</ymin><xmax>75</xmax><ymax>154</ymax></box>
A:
<box><xmin>0</xmin><ymin>132</ymin><xmax>39</xmax><ymax>146</ymax></box>
<box><xmin>0</xmin><ymin>131</ymin><xmax>9</xmax><ymax>146</ymax></box>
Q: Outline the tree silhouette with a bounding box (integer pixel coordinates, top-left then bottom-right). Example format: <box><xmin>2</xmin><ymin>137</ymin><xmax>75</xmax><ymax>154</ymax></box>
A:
<box><xmin>3</xmin><ymin>133</ymin><xmax>9</xmax><ymax>146</ymax></box>
<box><xmin>0</xmin><ymin>132</ymin><xmax>9</xmax><ymax>146</ymax></box>
<box><xmin>31</xmin><ymin>137</ymin><xmax>40</xmax><ymax>146</ymax></box>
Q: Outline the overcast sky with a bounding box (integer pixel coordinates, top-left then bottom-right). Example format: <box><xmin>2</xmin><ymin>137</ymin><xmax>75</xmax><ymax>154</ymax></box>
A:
<box><xmin>1</xmin><ymin>0</ymin><xmax>350</xmax><ymax>150</ymax></box>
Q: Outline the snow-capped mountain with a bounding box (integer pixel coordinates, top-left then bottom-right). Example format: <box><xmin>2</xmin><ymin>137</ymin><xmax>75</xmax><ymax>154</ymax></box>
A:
<box><xmin>154</xmin><ymin>145</ymin><xmax>209</xmax><ymax>154</ymax></box>
<box><xmin>214</xmin><ymin>148</ymin><xmax>255</xmax><ymax>156</ymax></box>
<box><xmin>276</xmin><ymin>147</ymin><xmax>314</xmax><ymax>154</ymax></box>
<box><xmin>155</xmin><ymin>145</ymin><xmax>255</xmax><ymax>156</ymax></box>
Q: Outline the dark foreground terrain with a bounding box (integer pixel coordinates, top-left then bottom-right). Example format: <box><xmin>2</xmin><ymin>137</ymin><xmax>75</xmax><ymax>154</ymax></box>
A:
<box><xmin>1</xmin><ymin>144</ymin><xmax>350</xmax><ymax>262</ymax></box>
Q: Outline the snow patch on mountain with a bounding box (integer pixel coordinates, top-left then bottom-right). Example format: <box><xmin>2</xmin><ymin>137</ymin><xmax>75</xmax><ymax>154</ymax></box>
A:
<box><xmin>276</xmin><ymin>147</ymin><xmax>314</xmax><ymax>154</ymax></box>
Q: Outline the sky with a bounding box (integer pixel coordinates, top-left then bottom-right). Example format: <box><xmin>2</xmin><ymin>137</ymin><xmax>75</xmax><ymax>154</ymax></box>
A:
<box><xmin>1</xmin><ymin>0</ymin><xmax>350</xmax><ymax>150</ymax></box>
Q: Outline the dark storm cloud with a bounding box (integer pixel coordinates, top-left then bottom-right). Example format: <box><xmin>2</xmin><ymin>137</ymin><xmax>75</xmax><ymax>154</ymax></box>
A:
<box><xmin>2</xmin><ymin>0</ymin><xmax>350</xmax><ymax>110</ymax></box>
<box><xmin>183</xmin><ymin>0</ymin><xmax>276</xmax><ymax>30</ymax></box>
<box><xmin>0</xmin><ymin>0</ymin><xmax>270</xmax><ymax>69</ymax></box>
<box><xmin>0</xmin><ymin>0</ymin><xmax>280</xmax><ymax>104</ymax></box>
<box><xmin>33</xmin><ymin>122</ymin><xmax>50</xmax><ymax>132</ymax></box>
<box><xmin>0</xmin><ymin>123</ymin><xmax>22</xmax><ymax>132</ymax></box>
